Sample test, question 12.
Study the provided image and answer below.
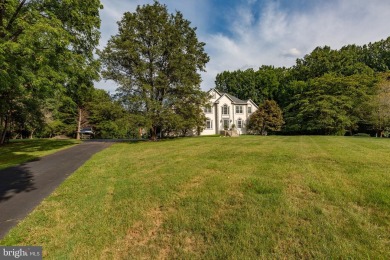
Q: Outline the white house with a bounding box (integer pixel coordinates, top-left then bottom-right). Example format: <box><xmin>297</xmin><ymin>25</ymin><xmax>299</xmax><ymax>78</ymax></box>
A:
<box><xmin>201</xmin><ymin>88</ymin><xmax>258</xmax><ymax>135</ymax></box>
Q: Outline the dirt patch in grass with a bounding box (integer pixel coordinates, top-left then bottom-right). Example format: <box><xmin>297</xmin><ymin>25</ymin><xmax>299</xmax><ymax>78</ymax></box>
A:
<box><xmin>107</xmin><ymin>174</ymin><xmax>209</xmax><ymax>259</ymax></box>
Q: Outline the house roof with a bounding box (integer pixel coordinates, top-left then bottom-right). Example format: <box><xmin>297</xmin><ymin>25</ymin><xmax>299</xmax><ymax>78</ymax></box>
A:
<box><xmin>221</xmin><ymin>93</ymin><xmax>248</xmax><ymax>104</ymax></box>
<box><xmin>207</xmin><ymin>88</ymin><xmax>222</xmax><ymax>96</ymax></box>
<box><xmin>247</xmin><ymin>99</ymin><xmax>259</xmax><ymax>108</ymax></box>
<box><xmin>208</xmin><ymin>88</ymin><xmax>259</xmax><ymax>107</ymax></box>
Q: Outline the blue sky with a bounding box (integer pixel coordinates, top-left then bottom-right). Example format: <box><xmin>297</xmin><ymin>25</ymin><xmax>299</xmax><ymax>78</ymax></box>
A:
<box><xmin>96</xmin><ymin>0</ymin><xmax>390</xmax><ymax>93</ymax></box>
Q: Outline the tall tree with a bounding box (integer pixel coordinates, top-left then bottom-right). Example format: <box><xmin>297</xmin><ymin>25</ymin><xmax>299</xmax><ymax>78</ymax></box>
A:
<box><xmin>100</xmin><ymin>1</ymin><xmax>209</xmax><ymax>139</ymax></box>
<box><xmin>0</xmin><ymin>0</ymin><xmax>69</xmax><ymax>144</ymax></box>
<box><xmin>247</xmin><ymin>100</ymin><xmax>284</xmax><ymax>135</ymax></box>
<box><xmin>369</xmin><ymin>73</ymin><xmax>390</xmax><ymax>137</ymax></box>
<box><xmin>362</xmin><ymin>37</ymin><xmax>390</xmax><ymax>72</ymax></box>
<box><xmin>215</xmin><ymin>66</ymin><xmax>287</xmax><ymax>106</ymax></box>
<box><xmin>86</xmin><ymin>88</ymin><xmax>139</xmax><ymax>139</ymax></box>
<box><xmin>284</xmin><ymin>73</ymin><xmax>377</xmax><ymax>135</ymax></box>
<box><xmin>0</xmin><ymin>0</ymin><xmax>101</xmax><ymax>144</ymax></box>
<box><xmin>45</xmin><ymin>0</ymin><xmax>102</xmax><ymax>139</ymax></box>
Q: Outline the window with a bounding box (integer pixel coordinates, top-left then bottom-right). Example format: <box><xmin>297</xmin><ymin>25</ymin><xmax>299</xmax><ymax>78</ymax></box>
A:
<box><xmin>248</xmin><ymin>106</ymin><xmax>252</xmax><ymax>114</ymax></box>
<box><xmin>204</xmin><ymin>106</ymin><xmax>212</xmax><ymax>113</ymax></box>
<box><xmin>206</xmin><ymin>119</ymin><xmax>213</xmax><ymax>129</ymax></box>
<box><xmin>236</xmin><ymin>105</ymin><xmax>243</xmax><ymax>114</ymax></box>
<box><xmin>222</xmin><ymin>104</ymin><xmax>229</xmax><ymax>115</ymax></box>
<box><xmin>237</xmin><ymin>118</ymin><xmax>243</xmax><ymax>128</ymax></box>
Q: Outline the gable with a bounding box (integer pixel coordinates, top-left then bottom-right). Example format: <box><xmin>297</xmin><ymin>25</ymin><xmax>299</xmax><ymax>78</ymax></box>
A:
<box><xmin>247</xmin><ymin>99</ymin><xmax>259</xmax><ymax>108</ymax></box>
<box><xmin>215</xmin><ymin>94</ymin><xmax>233</xmax><ymax>105</ymax></box>
<box><xmin>207</xmin><ymin>89</ymin><xmax>221</xmax><ymax>102</ymax></box>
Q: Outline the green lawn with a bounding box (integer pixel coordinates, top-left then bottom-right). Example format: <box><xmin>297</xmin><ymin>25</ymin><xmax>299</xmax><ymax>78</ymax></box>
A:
<box><xmin>1</xmin><ymin>136</ymin><xmax>389</xmax><ymax>259</ymax></box>
<box><xmin>0</xmin><ymin>139</ymin><xmax>80</xmax><ymax>170</ymax></box>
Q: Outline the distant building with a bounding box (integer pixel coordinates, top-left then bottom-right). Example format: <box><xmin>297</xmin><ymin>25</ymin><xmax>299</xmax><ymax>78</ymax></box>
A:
<box><xmin>201</xmin><ymin>89</ymin><xmax>258</xmax><ymax>135</ymax></box>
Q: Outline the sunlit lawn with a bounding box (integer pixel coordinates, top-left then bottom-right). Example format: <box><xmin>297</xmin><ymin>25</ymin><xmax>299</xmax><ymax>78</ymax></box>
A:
<box><xmin>1</xmin><ymin>136</ymin><xmax>389</xmax><ymax>259</ymax></box>
<box><xmin>0</xmin><ymin>139</ymin><xmax>80</xmax><ymax>170</ymax></box>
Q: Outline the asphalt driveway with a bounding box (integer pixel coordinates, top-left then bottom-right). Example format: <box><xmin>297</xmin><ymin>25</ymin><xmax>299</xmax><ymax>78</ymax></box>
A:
<box><xmin>0</xmin><ymin>141</ymin><xmax>112</xmax><ymax>239</ymax></box>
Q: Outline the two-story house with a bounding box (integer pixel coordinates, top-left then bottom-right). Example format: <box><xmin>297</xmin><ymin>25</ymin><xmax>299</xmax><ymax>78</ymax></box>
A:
<box><xmin>201</xmin><ymin>88</ymin><xmax>258</xmax><ymax>135</ymax></box>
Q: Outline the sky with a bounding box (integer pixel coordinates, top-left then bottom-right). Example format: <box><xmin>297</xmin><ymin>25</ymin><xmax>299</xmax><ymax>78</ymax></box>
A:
<box><xmin>95</xmin><ymin>0</ymin><xmax>390</xmax><ymax>93</ymax></box>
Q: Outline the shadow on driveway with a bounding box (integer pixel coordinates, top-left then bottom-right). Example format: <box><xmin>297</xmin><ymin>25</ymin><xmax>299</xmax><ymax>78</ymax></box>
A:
<box><xmin>0</xmin><ymin>166</ymin><xmax>36</xmax><ymax>202</ymax></box>
<box><xmin>0</xmin><ymin>141</ymin><xmax>112</xmax><ymax>239</ymax></box>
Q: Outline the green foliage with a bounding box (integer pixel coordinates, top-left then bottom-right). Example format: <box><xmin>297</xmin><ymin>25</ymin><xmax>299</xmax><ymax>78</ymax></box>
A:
<box><xmin>369</xmin><ymin>72</ymin><xmax>390</xmax><ymax>136</ymax></box>
<box><xmin>86</xmin><ymin>89</ymin><xmax>138</xmax><ymax>139</ymax></box>
<box><xmin>362</xmin><ymin>38</ymin><xmax>390</xmax><ymax>72</ymax></box>
<box><xmin>100</xmin><ymin>1</ymin><xmax>209</xmax><ymax>139</ymax></box>
<box><xmin>217</xmin><ymin>37</ymin><xmax>390</xmax><ymax>135</ymax></box>
<box><xmin>215</xmin><ymin>65</ymin><xmax>287</xmax><ymax>105</ymax></box>
<box><xmin>0</xmin><ymin>0</ymin><xmax>101</xmax><ymax>143</ymax></box>
<box><xmin>248</xmin><ymin>100</ymin><xmax>284</xmax><ymax>135</ymax></box>
<box><xmin>285</xmin><ymin>73</ymin><xmax>377</xmax><ymax>135</ymax></box>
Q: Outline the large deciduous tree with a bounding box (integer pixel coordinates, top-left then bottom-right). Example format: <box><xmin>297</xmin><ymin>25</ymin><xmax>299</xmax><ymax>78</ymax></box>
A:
<box><xmin>370</xmin><ymin>73</ymin><xmax>390</xmax><ymax>137</ymax></box>
<box><xmin>248</xmin><ymin>100</ymin><xmax>284</xmax><ymax>135</ymax></box>
<box><xmin>100</xmin><ymin>1</ymin><xmax>209</xmax><ymax>140</ymax></box>
<box><xmin>284</xmin><ymin>73</ymin><xmax>377</xmax><ymax>135</ymax></box>
<box><xmin>0</xmin><ymin>0</ymin><xmax>101</xmax><ymax>144</ymax></box>
<box><xmin>215</xmin><ymin>66</ymin><xmax>287</xmax><ymax>106</ymax></box>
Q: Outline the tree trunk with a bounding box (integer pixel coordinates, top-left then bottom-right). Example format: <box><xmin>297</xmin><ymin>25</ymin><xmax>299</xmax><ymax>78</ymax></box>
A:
<box><xmin>0</xmin><ymin>115</ymin><xmax>9</xmax><ymax>145</ymax></box>
<box><xmin>150</xmin><ymin>126</ymin><xmax>157</xmax><ymax>141</ymax></box>
<box><xmin>76</xmin><ymin>107</ymin><xmax>82</xmax><ymax>140</ymax></box>
<box><xmin>29</xmin><ymin>128</ymin><xmax>36</xmax><ymax>139</ymax></box>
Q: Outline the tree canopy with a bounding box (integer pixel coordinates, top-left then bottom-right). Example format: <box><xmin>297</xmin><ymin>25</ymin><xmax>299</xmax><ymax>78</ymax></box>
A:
<box><xmin>2</xmin><ymin>0</ymin><xmax>390</xmax><ymax>140</ymax></box>
<box><xmin>216</xmin><ymin>37</ymin><xmax>390</xmax><ymax>136</ymax></box>
<box><xmin>100</xmin><ymin>1</ymin><xmax>209</xmax><ymax>139</ymax></box>
<box><xmin>248</xmin><ymin>100</ymin><xmax>284</xmax><ymax>135</ymax></box>
<box><xmin>0</xmin><ymin>0</ymin><xmax>102</xmax><ymax>144</ymax></box>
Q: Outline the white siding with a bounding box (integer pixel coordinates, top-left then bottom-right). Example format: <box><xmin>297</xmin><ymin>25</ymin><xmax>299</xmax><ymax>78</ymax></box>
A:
<box><xmin>200</xmin><ymin>90</ymin><xmax>258</xmax><ymax>135</ymax></box>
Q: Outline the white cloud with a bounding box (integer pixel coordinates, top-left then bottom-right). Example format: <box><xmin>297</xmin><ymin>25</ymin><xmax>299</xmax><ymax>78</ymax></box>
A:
<box><xmin>284</xmin><ymin>48</ymin><xmax>302</xmax><ymax>58</ymax></box>
<box><xmin>201</xmin><ymin>0</ymin><xmax>390</xmax><ymax>90</ymax></box>
<box><xmin>96</xmin><ymin>0</ymin><xmax>390</xmax><ymax>92</ymax></box>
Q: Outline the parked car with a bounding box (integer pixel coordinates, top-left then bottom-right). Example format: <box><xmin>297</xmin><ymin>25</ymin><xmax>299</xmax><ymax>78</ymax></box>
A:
<box><xmin>79</xmin><ymin>127</ymin><xmax>94</xmax><ymax>135</ymax></box>
<box><xmin>79</xmin><ymin>127</ymin><xmax>94</xmax><ymax>139</ymax></box>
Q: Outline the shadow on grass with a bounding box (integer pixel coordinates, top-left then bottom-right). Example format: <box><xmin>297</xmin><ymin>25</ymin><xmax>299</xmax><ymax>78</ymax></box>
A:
<box><xmin>3</xmin><ymin>139</ymin><xmax>78</xmax><ymax>152</ymax></box>
<box><xmin>0</xmin><ymin>139</ymin><xmax>79</xmax><ymax>170</ymax></box>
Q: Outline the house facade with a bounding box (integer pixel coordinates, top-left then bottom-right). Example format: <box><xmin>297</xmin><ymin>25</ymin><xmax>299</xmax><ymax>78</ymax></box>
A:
<box><xmin>201</xmin><ymin>88</ymin><xmax>258</xmax><ymax>135</ymax></box>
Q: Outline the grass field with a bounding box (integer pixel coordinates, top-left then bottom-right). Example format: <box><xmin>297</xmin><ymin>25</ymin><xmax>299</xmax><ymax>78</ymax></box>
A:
<box><xmin>1</xmin><ymin>136</ymin><xmax>389</xmax><ymax>259</ymax></box>
<box><xmin>0</xmin><ymin>139</ymin><xmax>80</xmax><ymax>170</ymax></box>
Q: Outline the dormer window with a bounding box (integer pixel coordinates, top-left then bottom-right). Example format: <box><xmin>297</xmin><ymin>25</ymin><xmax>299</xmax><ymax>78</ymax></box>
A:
<box><xmin>248</xmin><ymin>106</ymin><xmax>252</xmax><ymax>114</ymax></box>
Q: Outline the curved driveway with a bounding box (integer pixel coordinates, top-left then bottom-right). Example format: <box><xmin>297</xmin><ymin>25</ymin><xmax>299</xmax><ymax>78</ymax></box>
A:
<box><xmin>0</xmin><ymin>141</ymin><xmax>112</xmax><ymax>239</ymax></box>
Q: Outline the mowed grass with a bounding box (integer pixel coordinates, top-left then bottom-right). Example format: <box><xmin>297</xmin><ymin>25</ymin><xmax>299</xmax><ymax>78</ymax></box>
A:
<box><xmin>0</xmin><ymin>139</ymin><xmax>80</xmax><ymax>170</ymax></box>
<box><xmin>1</xmin><ymin>136</ymin><xmax>389</xmax><ymax>259</ymax></box>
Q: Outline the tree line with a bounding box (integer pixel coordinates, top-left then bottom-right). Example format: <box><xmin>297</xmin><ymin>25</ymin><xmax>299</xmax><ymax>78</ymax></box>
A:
<box><xmin>0</xmin><ymin>0</ymin><xmax>102</xmax><ymax>144</ymax></box>
<box><xmin>216</xmin><ymin>40</ymin><xmax>390</xmax><ymax>136</ymax></box>
<box><xmin>0</xmin><ymin>1</ymin><xmax>211</xmax><ymax>144</ymax></box>
<box><xmin>2</xmin><ymin>1</ymin><xmax>390</xmax><ymax>145</ymax></box>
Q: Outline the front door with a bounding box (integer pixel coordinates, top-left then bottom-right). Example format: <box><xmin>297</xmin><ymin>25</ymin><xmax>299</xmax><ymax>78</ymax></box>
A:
<box><xmin>223</xmin><ymin>119</ymin><xmax>230</xmax><ymax>130</ymax></box>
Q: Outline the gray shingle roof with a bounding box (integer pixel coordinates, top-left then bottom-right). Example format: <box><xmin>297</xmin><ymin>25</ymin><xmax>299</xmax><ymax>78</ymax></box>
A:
<box><xmin>220</xmin><ymin>92</ymin><xmax>248</xmax><ymax>104</ymax></box>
